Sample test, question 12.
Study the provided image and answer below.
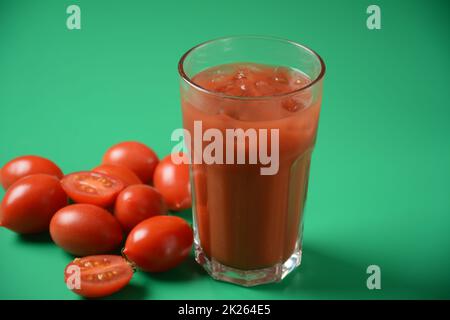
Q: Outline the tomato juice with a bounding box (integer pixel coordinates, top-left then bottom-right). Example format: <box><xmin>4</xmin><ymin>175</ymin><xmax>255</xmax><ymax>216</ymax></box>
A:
<box><xmin>181</xmin><ymin>62</ymin><xmax>322</xmax><ymax>272</ymax></box>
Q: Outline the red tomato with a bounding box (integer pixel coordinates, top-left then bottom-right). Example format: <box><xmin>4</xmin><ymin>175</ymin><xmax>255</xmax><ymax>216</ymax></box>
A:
<box><xmin>64</xmin><ymin>255</ymin><xmax>133</xmax><ymax>298</ymax></box>
<box><xmin>50</xmin><ymin>204</ymin><xmax>123</xmax><ymax>256</ymax></box>
<box><xmin>153</xmin><ymin>153</ymin><xmax>191</xmax><ymax>211</ymax></box>
<box><xmin>102</xmin><ymin>141</ymin><xmax>159</xmax><ymax>184</ymax></box>
<box><xmin>93</xmin><ymin>164</ymin><xmax>142</xmax><ymax>187</ymax></box>
<box><xmin>123</xmin><ymin>216</ymin><xmax>193</xmax><ymax>272</ymax></box>
<box><xmin>0</xmin><ymin>174</ymin><xmax>67</xmax><ymax>234</ymax></box>
<box><xmin>114</xmin><ymin>184</ymin><xmax>167</xmax><ymax>233</ymax></box>
<box><xmin>1</xmin><ymin>155</ymin><xmax>63</xmax><ymax>190</ymax></box>
<box><xmin>61</xmin><ymin>171</ymin><xmax>124</xmax><ymax>207</ymax></box>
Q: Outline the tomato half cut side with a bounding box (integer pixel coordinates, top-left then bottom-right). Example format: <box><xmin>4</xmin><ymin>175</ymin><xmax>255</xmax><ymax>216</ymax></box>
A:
<box><xmin>64</xmin><ymin>255</ymin><xmax>133</xmax><ymax>298</ymax></box>
<box><xmin>93</xmin><ymin>164</ymin><xmax>142</xmax><ymax>187</ymax></box>
<box><xmin>61</xmin><ymin>171</ymin><xmax>124</xmax><ymax>207</ymax></box>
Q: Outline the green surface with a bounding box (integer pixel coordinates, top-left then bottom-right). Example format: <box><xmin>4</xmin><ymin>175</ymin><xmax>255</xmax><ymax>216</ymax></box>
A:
<box><xmin>1</xmin><ymin>0</ymin><xmax>449</xmax><ymax>299</ymax></box>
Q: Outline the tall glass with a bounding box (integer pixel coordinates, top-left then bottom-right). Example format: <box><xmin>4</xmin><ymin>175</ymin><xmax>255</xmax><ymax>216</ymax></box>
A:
<box><xmin>178</xmin><ymin>36</ymin><xmax>325</xmax><ymax>286</ymax></box>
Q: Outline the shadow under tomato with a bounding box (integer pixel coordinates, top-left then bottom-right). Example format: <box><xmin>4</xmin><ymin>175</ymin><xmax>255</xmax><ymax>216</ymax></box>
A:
<box><xmin>169</xmin><ymin>208</ymin><xmax>193</xmax><ymax>224</ymax></box>
<box><xmin>141</xmin><ymin>256</ymin><xmax>206</xmax><ymax>282</ymax></box>
<box><xmin>57</xmin><ymin>243</ymin><xmax>125</xmax><ymax>259</ymax></box>
<box><xmin>104</xmin><ymin>282</ymin><xmax>149</xmax><ymax>300</ymax></box>
<box><xmin>17</xmin><ymin>232</ymin><xmax>53</xmax><ymax>244</ymax></box>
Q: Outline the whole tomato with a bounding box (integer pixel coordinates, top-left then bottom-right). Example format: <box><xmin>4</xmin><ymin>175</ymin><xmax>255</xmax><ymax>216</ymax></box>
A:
<box><xmin>114</xmin><ymin>184</ymin><xmax>167</xmax><ymax>233</ymax></box>
<box><xmin>102</xmin><ymin>141</ymin><xmax>159</xmax><ymax>184</ymax></box>
<box><xmin>50</xmin><ymin>204</ymin><xmax>123</xmax><ymax>256</ymax></box>
<box><xmin>1</xmin><ymin>155</ymin><xmax>63</xmax><ymax>190</ymax></box>
<box><xmin>123</xmin><ymin>216</ymin><xmax>193</xmax><ymax>272</ymax></box>
<box><xmin>153</xmin><ymin>153</ymin><xmax>191</xmax><ymax>211</ymax></box>
<box><xmin>0</xmin><ymin>174</ymin><xmax>67</xmax><ymax>233</ymax></box>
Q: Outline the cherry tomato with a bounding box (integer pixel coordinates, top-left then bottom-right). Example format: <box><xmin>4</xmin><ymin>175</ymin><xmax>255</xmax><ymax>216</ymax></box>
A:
<box><xmin>1</xmin><ymin>155</ymin><xmax>63</xmax><ymax>190</ymax></box>
<box><xmin>102</xmin><ymin>141</ymin><xmax>159</xmax><ymax>184</ymax></box>
<box><xmin>93</xmin><ymin>164</ymin><xmax>142</xmax><ymax>187</ymax></box>
<box><xmin>50</xmin><ymin>204</ymin><xmax>123</xmax><ymax>256</ymax></box>
<box><xmin>0</xmin><ymin>174</ymin><xmax>67</xmax><ymax>234</ymax></box>
<box><xmin>153</xmin><ymin>153</ymin><xmax>191</xmax><ymax>211</ymax></box>
<box><xmin>114</xmin><ymin>184</ymin><xmax>167</xmax><ymax>233</ymax></box>
<box><xmin>64</xmin><ymin>255</ymin><xmax>133</xmax><ymax>298</ymax></box>
<box><xmin>123</xmin><ymin>216</ymin><xmax>193</xmax><ymax>272</ymax></box>
<box><xmin>61</xmin><ymin>171</ymin><xmax>124</xmax><ymax>207</ymax></box>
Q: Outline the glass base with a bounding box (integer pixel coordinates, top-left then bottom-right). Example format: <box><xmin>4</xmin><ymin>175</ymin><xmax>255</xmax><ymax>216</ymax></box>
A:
<box><xmin>194</xmin><ymin>243</ymin><xmax>302</xmax><ymax>287</ymax></box>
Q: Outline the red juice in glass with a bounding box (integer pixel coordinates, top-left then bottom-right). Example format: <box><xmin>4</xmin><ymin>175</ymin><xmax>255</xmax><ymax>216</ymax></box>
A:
<box><xmin>178</xmin><ymin>37</ymin><xmax>325</xmax><ymax>286</ymax></box>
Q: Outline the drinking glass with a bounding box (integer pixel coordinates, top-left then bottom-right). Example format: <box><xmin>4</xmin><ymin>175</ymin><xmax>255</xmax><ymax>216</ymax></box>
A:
<box><xmin>178</xmin><ymin>36</ymin><xmax>325</xmax><ymax>286</ymax></box>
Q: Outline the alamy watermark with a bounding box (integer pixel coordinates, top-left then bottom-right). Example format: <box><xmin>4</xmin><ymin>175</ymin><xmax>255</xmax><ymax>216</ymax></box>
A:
<box><xmin>171</xmin><ymin>121</ymin><xmax>280</xmax><ymax>176</ymax></box>
<box><xmin>66</xmin><ymin>5</ymin><xmax>81</xmax><ymax>30</ymax></box>
<box><xmin>366</xmin><ymin>265</ymin><xmax>381</xmax><ymax>290</ymax></box>
<box><xmin>367</xmin><ymin>5</ymin><xmax>381</xmax><ymax>30</ymax></box>
<box><xmin>65</xmin><ymin>265</ymin><xmax>81</xmax><ymax>290</ymax></box>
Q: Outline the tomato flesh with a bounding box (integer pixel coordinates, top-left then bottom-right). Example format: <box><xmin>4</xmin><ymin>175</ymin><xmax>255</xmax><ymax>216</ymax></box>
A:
<box><xmin>93</xmin><ymin>164</ymin><xmax>142</xmax><ymax>187</ymax></box>
<box><xmin>61</xmin><ymin>171</ymin><xmax>124</xmax><ymax>207</ymax></box>
<box><xmin>64</xmin><ymin>255</ymin><xmax>133</xmax><ymax>298</ymax></box>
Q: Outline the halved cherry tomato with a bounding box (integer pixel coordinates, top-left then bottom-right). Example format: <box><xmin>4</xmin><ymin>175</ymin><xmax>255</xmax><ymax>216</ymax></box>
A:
<box><xmin>123</xmin><ymin>216</ymin><xmax>193</xmax><ymax>272</ymax></box>
<box><xmin>114</xmin><ymin>184</ymin><xmax>167</xmax><ymax>233</ymax></box>
<box><xmin>50</xmin><ymin>204</ymin><xmax>123</xmax><ymax>256</ymax></box>
<box><xmin>153</xmin><ymin>153</ymin><xmax>191</xmax><ymax>211</ymax></box>
<box><xmin>93</xmin><ymin>164</ymin><xmax>142</xmax><ymax>187</ymax></box>
<box><xmin>61</xmin><ymin>171</ymin><xmax>124</xmax><ymax>207</ymax></box>
<box><xmin>0</xmin><ymin>174</ymin><xmax>67</xmax><ymax>233</ymax></box>
<box><xmin>64</xmin><ymin>255</ymin><xmax>133</xmax><ymax>298</ymax></box>
<box><xmin>102</xmin><ymin>141</ymin><xmax>159</xmax><ymax>184</ymax></box>
<box><xmin>1</xmin><ymin>155</ymin><xmax>63</xmax><ymax>190</ymax></box>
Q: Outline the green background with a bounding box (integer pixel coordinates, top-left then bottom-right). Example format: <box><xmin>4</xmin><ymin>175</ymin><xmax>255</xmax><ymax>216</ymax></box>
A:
<box><xmin>0</xmin><ymin>0</ymin><xmax>449</xmax><ymax>299</ymax></box>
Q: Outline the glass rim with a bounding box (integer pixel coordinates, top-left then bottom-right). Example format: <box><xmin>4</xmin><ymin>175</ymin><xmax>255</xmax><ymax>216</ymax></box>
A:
<box><xmin>178</xmin><ymin>35</ymin><xmax>326</xmax><ymax>101</ymax></box>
